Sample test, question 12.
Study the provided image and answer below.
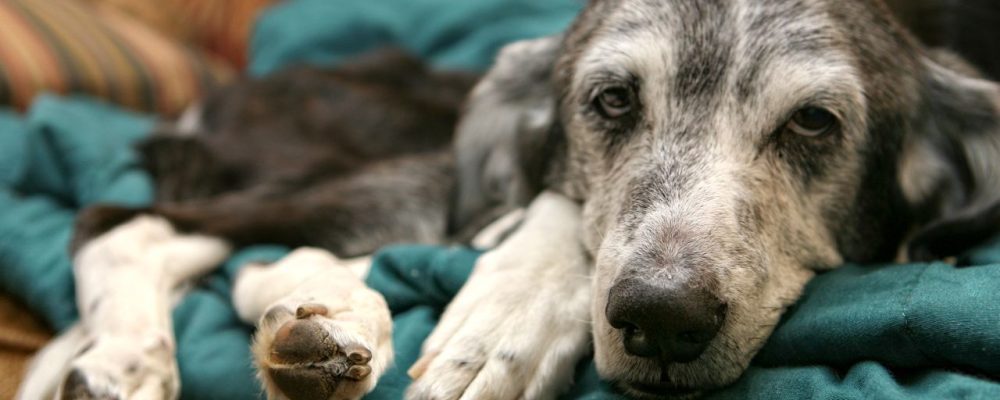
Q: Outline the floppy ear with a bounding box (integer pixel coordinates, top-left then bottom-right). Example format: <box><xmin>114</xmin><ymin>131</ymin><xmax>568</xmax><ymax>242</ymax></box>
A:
<box><xmin>902</xmin><ymin>55</ymin><xmax>1000</xmax><ymax>261</ymax></box>
<box><xmin>451</xmin><ymin>34</ymin><xmax>564</xmax><ymax>234</ymax></box>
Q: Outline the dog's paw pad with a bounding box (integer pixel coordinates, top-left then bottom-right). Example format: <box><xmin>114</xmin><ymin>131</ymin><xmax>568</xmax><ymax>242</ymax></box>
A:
<box><xmin>257</xmin><ymin>316</ymin><xmax>378</xmax><ymax>400</ymax></box>
<box><xmin>268</xmin><ymin>367</ymin><xmax>335</xmax><ymax>400</ymax></box>
<box><xmin>271</xmin><ymin>319</ymin><xmax>337</xmax><ymax>365</ymax></box>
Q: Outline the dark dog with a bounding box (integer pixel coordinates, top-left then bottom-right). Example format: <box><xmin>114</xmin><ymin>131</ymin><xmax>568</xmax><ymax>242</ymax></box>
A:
<box><xmin>32</xmin><ymin>50</ymin><xmax>483</xmax><ymax>400</ymax></box>
<box><xmin>74</xmin><ymin>50</ymin><xmax>479</xmax><ymax>257</ymax></box>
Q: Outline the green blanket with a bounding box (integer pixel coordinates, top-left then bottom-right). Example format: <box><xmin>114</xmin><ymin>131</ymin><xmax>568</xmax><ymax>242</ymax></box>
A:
<box><xmin>1</xmin><ymin>0</ymin><xmax>999</xmax><ymax>399</ymax></box>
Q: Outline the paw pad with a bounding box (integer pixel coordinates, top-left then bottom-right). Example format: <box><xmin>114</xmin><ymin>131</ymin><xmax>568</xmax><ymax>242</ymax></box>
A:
<box><xmin>272</xmin><ymin>320</ymin><xmax>336</xmax><ymax>364</ymax></box>
<box><xmin>262</xmin><ymin>317</ymin><xmax>378</xmax><ymax>400</ymax></box>
<box><xmin>268</xmin><ymin>367</ymin><xmax>334</xmax><ymax>400</ymax></box>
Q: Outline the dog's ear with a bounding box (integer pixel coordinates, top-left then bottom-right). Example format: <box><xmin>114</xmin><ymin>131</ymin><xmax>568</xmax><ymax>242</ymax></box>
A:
<box><xmin>902</xmin><ymin>55</ymin><xmax>1000</xmax><ymax>261</ymax></box>
<box><xmin>451</xmin><ymin>34</ymin><xmax>564</xmax><ymax>234</ymax></box>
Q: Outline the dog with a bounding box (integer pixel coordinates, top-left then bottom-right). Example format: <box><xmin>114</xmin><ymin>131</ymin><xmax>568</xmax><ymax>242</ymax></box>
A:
<box><xmin>22</xmin><ymin>0</ymin><xmax>1000</xmax><ymax>399</ymax></box>
<box><xmin>419</xmin><ymin>0</ymin><xmax>1000</xmax><ymax>398</ymax></box>
<box><xmin>18</xmin><ymin>50</ymin><xmax>483</xmax><ymax>399</ymax></box>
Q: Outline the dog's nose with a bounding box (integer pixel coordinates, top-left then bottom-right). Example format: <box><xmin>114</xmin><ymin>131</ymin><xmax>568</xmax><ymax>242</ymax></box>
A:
<box><xmin>606</xmin><ymin>278</ymin><xmax>727</xmax><ymax>363</ymax></box>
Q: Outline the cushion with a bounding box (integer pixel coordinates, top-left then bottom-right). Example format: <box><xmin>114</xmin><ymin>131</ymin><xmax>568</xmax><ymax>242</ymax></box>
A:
<box><xmin>89</xmin><ymin>0</ymin><xmax>280</xmax><ymax>68</ymax></box>
<box><xmin>0</xmin><ymin>0</ymin><xmax>235</xmax><ymax>116</ymax></box>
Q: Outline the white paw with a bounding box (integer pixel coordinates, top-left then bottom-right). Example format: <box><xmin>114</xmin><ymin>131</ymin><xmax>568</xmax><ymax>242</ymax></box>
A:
<box><xmin>405</xmin><ymin>251</ymin><xmax>592</xmax><ymax>400</ymax></box>
<box><xmin>406</xmin><ymin>193</ymin><xmax>591</xmax><ymax>400</ymax></box>
<box><xmin>244</xmin><ymin>248</ymin><xmax>393</xmax><ymax>400</ymax></box>
<box><xmin>58</xmin><ymin>332</ymin><xmax>179</xmax><ymax>400</ymax></box>
<box><xmin>59</xmin><ymin>214</ymin><xmax>232</xmax><ymax>400</ymax></box>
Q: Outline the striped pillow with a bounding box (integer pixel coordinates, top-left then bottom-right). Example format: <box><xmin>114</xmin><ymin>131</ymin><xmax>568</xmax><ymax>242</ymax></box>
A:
<box><xmin>91</xmin><ymin>0</ymin><xmax>279</xmax><ymax>69</ymax></box>
<box><xmin>0</xmin><ymin>0</ymin><xmax>235</xmax><ymax>116</ymax></box>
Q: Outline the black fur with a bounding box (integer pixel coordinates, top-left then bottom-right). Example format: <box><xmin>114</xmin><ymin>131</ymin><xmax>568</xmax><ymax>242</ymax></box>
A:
<box><xmin>73</xmin><ymin>49</ymin><xmax>480</xmax><ymax>258</ymax></box>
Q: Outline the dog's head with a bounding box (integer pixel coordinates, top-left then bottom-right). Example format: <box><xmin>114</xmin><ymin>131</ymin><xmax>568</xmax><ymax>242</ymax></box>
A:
<box><xmin>455</xmin><ymin>0</ymin><xmax>1000</xmax><ymax>397</ymax></box>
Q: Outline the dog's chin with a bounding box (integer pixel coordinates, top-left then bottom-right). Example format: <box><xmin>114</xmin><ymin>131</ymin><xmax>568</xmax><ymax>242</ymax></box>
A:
<box><xmin>598</xmin><ymin>354</ymin><xmax>742</xmax><ymax>399</ymax></box>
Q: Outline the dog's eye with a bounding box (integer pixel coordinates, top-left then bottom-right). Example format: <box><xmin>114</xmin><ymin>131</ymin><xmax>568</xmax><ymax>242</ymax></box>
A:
<box><xmin>787</xmin><ymin>107</ymin><xmax>837</xmax><ymax>137</ymax></box>
<box><xmin>595</xmin><ymin>87</ymin><xmax>633</xmax><ymax>118</ymax></box>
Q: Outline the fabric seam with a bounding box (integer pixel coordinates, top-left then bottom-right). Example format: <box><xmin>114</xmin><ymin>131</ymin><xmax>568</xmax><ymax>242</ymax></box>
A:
<box><xmin>900</xmin><ymin>263</ymin><xmax>935</xmax><ymax>365</ymax></box>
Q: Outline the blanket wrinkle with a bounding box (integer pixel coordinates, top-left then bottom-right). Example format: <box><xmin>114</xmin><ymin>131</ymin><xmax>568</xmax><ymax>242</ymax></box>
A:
<box><xmin>900</xmin><ymin>264</ymin><xmax>936</xmax><ymax>367</ymax></box>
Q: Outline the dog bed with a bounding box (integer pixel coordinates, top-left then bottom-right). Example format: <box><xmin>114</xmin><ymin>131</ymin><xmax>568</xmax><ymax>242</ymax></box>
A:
<box><xmin>1</xmin><ymin>0</ymin><xmax>999</xmax><ymax>398</ymax></box>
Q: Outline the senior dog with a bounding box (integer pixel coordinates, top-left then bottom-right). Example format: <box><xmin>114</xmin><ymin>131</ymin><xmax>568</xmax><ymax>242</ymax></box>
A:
<box><xmin>21</xmin><ymin>0</ymin><xmax>1000</xmax><ymax>399</ymax></box>
<box><xmin>430</xmin><ymin>0</ymin><xmax>1000</xmax><ymax>398</ymax></box>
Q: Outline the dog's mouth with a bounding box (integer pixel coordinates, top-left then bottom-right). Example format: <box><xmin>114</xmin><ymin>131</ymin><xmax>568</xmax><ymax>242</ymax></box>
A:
<box><xmin>620</xmin><ymin>380</ymin><xmax>703</xmax><ymax>399</ymax></box>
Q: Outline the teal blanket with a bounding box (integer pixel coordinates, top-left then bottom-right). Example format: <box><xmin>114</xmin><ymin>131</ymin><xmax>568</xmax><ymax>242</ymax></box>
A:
<box><xmin>1</xmin><ymin>0</ymin><xmax>999</xmax><ymax>398</ymax></box>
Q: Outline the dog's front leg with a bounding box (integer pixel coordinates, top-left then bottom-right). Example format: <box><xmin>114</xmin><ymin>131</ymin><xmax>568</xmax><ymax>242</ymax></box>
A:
<box><xmin>407</xmin><ymin>191</ymin><xmax>592</xmax><ymax>400</ymax></box>
<box><xmin>55</xmin><ymin>215</ymin><xmax>230</xmax><ymax>399</ymax></box>
<box><xmin>233</xmin><ymin>248</ymin><xmax>392</xmax><ymax>400</ymax></box>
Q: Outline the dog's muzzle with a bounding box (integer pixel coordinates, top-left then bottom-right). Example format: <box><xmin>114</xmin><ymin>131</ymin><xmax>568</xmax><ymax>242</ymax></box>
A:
<box><xmin>606</xmin><ymin>276</ymin><xmax>728</xmax><ymax>364</ymax></box>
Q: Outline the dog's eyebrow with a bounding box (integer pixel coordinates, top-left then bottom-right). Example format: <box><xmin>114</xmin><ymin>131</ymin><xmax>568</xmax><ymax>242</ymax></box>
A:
<box><xmin>582</xmin><ymin>69</ymin><xmax>634</xmax><ymax>85</ymax></box>
<box><xmin>741</xmin><ymin>47</ymin><xmax>866</xmax><ymax>111</ymax></box>
<box><xmin>580</xmin><ymin>71</ymin><xmax>639</xmax><ymax>95</ymax></box>
<box><xmin>572</xmin><ymin>64</ymin><xmax>642</xmax><ymax>108</ymax></box>
<box><xmin>571</xmin><ymin>26</ymin><xmax>677</xmax><ymax>96</ymax></box>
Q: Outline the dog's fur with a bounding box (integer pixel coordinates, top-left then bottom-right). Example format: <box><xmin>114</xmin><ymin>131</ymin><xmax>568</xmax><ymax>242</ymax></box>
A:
<box><xmin>28</xmin><ymin>50</ymin><xmax>480</xmax><ymax>400</ymax></box>
<box><xmin>26</xmin><ymin>1</ymin><xmax>1000</xmax><ymax>399</ymax></box>
<box><xmin>99</xmin><ymin>49</ymin><xmax>480</xmax><ymax>256</ymax></box>
<box><xmin>440</xmin><ymin>0</ymin><xmax>1000</xmax><ymax>397</ymax></box>
<box><xmin>235</xmin><ymin>249</ymin><xmax>393</xmax><ymax>400</ymax></box>
<box><xmin>18</xmin><ymin>216</ymin><xmax>230</xmax><ymax>400</ymax></box>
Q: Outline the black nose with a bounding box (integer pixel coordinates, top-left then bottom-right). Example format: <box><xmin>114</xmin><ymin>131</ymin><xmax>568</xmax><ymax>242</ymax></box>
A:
<box><xmin>606</xmin><ymin>277</ymin><xmax>727</xmax><ymax>363</ymax></box>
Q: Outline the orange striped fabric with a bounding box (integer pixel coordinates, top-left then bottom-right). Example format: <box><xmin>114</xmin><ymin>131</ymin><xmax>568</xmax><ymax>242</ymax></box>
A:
<box><xmin>0</xmin><ymin>0</ymin><xmax>235</xmax><ymax>116</ymax></box>
<box><xmin>90</xmin><ymin>0</ymin><xmax>279</xmax><ymax>68</ymax></box>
